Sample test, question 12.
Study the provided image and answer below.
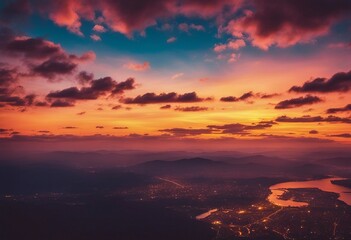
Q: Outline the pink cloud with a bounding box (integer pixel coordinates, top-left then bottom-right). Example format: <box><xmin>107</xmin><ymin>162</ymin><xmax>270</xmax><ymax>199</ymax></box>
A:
<box><xmin>43</xmin><ymin>0</ymin><xmax>94</xmax><ymax>36</ymax></box>
<box><xmin>227</xmin><ymin>39</ymin><xmax>246</xmax><ymax>50</ymax></box>
<box><xmin>228</xmin><ymin>53</ymin><xmax>240</xmax><ymax>63</ymax></box>
<box><xmin>167</xmin><ymin>37</ymin><xmax>177</xmax><ymax>43</ymax></box>
<box><xmin>92</xmin><ymin>24</ymin><xmax>106</xmax><ymax>33</ymax></box>
<box><xmin>213</xmin><ymin>39</ymin><xmax>246</xmax><ymax>52</ymax></box>
<box><xmin>77</xmin><ymin>51</ymin><xmax>96</xmax><ymax>62</ymax></box>
<box><xmin>171</xmin><ymin>73</ymin><xmax>184</xmax><ymax>80</ymax></box>
<box><xmin>213</xmin><ymin>44</ymin><xmax>227</xmax><ymax>53</ymax></box>
<box><xmin>124</xmin><ymin>61</ymin><xmax>150</xmax><ymax>71</ymax></box>
<box><xmin>90</xmin><ymin>34</ymin><xmax>101</xmax><ymax>41</ymax></box>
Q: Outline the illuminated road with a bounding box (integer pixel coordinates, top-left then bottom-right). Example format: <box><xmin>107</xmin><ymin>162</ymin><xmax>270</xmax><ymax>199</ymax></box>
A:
<box><xmin>156</xmin><ymin>177</ymin><xmax>186</xmax><ymax>188</ymax></box>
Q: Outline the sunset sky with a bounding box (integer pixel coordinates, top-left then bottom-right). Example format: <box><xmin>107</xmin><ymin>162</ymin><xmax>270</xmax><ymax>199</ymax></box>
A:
<box><xmin>1</xmin><ymin>0</ymin><xmax>351</xmax><ymax>151</ymax></box>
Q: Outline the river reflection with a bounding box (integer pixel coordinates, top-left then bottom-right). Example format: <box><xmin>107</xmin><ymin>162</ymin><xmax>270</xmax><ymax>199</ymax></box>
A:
<box><xmin>268</xmin><ymin>178</ymin><xmax>351</xmax><ymax>207</ymax></box>
<box><xmin>196</xmin><ymin>209</ymin><xmax>218</xmax><ymax>220</ymax></box>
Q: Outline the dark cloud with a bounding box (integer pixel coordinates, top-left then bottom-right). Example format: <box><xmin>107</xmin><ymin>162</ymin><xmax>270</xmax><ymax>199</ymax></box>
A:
<box><xmin>207</xmin><ymin>123</ymin><xmax>247</xmax><ymax>134</ymax></box>
<box><xmin>0</xmin><ymin>27</ymin><xmax>95</xmax><ymax>81</ymax></box>
<box><xmin>77</xmin><ymin>71</ymin><xmax>94</xmax><ymax>84</ymax></box>
<box><xmin>47</xmin><ymin>77</ymin><xmax>137</xmax><ymax>100</ymax></box>
<box><xmin>227</xmin><ymin>0</ymin><xmax>351</xmax><ymax>49</ymax></box>
<box><xmin>0</xmin><ymin>0</ymin><xmax>31</xmax><ymax>24</ymax></box>
<box><xmin>276</xmin><ymin>115</ymin><xmax>351</xmax><ymax>124</ymax></box>
<box><xmin>174</xmin><ymin>106</ymin><xmax>209</xmax><ymax>112</ymax></box>
<box><xmin>158</xmin><ymin>120</ymin><xmax>277</xmax><ymax>137</ymax></box>
<box><xmin>38</xmin><ymin>130</ymin><xmax>50</xmax><ymax>133</ymax></box>
<box><xmin>0</xmin><ymin>66</ymin><xmax>41</xmax><ymax>108</ymax></box>
<box><xmin>259</xmin><ymin>93</ymin><xmax>280</xmax><ymax>99</ymax></box>
<box><xmin>0</xmin><ymin>27</ymin><xmax>14</xmax><ymax>47</ymax></box>
<box><xmin>90</xmin><ymin>77</ymin><xmax>115</xmax><ymax>91</ymax></box>
<box><xmin>0</xmin><ymin>128</ymin><xmax>20</xmax><ymax>135</ymax></box>
<box><xmin>34</xmin><ymin>101</ymin><xmax>48</xmax><ymax>107</ymax></box>
<box><xmin>0</xmin><ymin>94</ymin><xmax>36</xmax><ymax>107</ymax></box>
<box><xmin>24</xmin><ymin>94</ymin><xmax>36</xmax><ymax>105</ymax></box>
<box><xmin>328</xmin><ymin>133</ymin><xmax>351</xmax><ymax>138</ymax></box>
<box><xmin>112</xmin><ymin>78</ymin><xmax>136</xmax><ymax>94</ymax></box>
<box><xmin>0</xmin><ymin>88</ymin><xmax>7</xmax><ymax>95</ymax></box>
<box><xmin>47</xmin><ymin>87</ymin><xmax>95</xmax><ymax>100</ymax></box>
<box><xmin>63</xmin><ymin>126</ymin><xmax>77</xmax><ymax>129</ymax></box>
<box><xmin>289</xmin><ymin>70</ymin><xmax>351</xmax><ymax>93</ymax></box>
<box><xmin>112</xmin><ymin>105</ymin><xmax>122</xmax><ymax>110</ymax></box>
<box><xmin>32</xmin><ymin>57</ymin><xmax>77</xmax><ymax>78</ymax></box>
<box><xmin>0</xmin><ymin>128</ymin><xmax>13</xmax><ymax>134</ymax></box>
<box><xmin>309</xmin><ymin>130</ymin><xmax>319</xmax><ymax>134</ymax></box>
<box><xmin>77</xmin><ymin>111</ymin><xmax>86</xmax><ymax>115</ymax></box>
<box><xmin>159</xmin><ymin>128</ymin><xmax>213</xmax><ymax>136</ymax></box>
<box><xmin>0</xmin><ymin>69</ymin><xmax>39</xmax><ymax>107</ymax></box>
<box><xmin>326</xmin><ymin>104</ymin><xmax>351</xmax><ymax>114</ymax></box>
<box><xmin>160</xmin><ymin>104</ymin><xmax>171</xmax><ymax>109</ymax></box>
<box><xmin>239</xmin><ymin>91</ymin><xmax>254</xmax><ymax>100</ymax></box>
<box><xmin>122</xmin><ymin>92</ymin><xmax>211</xmax><ymax>104</ymax></box>
<box><xmin>96</xmin><ymin>126</ymin><xmax>104</xmax><ymax>129</ymax></box>
<box><xmin>220</xmin><ymin>96</ymin><xmax>237</xmax><ymax>102</ymax></box>
<box><xmin>220</xmin><ymin>91</ymin><xmax>255</xmax><ymax>102</ymax></box>
<box><xmin>275</xmin><ymin>95</ymin><xmax>322</xmax><ymax>109</ymax></box>
<box><xmin>0</xmin><ymin>28</ymin><xmax>100</xmax><ymax>109</ymax></box>
<box><xmin>5</xmin><ymin>37</ymin><xmax>61</xmax><ymax>59</ymax></box>
<box><xmin>0</xmin><ymin>66</ymin><xmax>17</xmax><ymax>87</ymax></box>
<box><xmin>258</xmin><ymin>120</ymin><xmax>278</xmax><ymax>125</ymax></box>
<box><xmin>113</xmin><ymin>126</ymin><xmax>128</xmax><ymax>129</ymax></box>
<box><xmin>207</xmin><ymin>121</ymin><xmax>275</xmax><ymax>134</ymax></box>
<box><xmin>50</xmin><ymin>99</ymin><xmax>74</xmax><ymax>107</ymax></box>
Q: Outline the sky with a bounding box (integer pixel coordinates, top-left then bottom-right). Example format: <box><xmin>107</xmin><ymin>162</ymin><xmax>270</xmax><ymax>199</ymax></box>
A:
<box><xmin>0</xmin><ymin>0</ymin><xmax>351</xmax><ymax>152</ymax></box>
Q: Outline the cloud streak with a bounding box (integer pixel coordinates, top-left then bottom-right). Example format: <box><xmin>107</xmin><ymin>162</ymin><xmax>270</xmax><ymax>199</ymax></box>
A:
<box><xmin>275</xmin><ymin>95</ymin><xmax>322</xmax><ymax>109</ymax></box>
<box><xmin>174</xmin><ymin>106</ymin><xmax>209</xmax><ymax>112</ymax></box>
<box><xmin>326</xmin><ymin>104</ymin><xmax>351</xmax><ymax>114</ymax></box>
<box><xmin>289</xmin><ymin>70</ymin><xmax>351</xmax><ymax>93</ymax></box>
<box><xmin>122</xmin><ymin>92</ymin><xmax>212</xmax><ymax>104</ymax></box>
<box><xmin>276</xmin><ymin>115</ymin><xmax>351</xmax><ymax>124</ymax></box>
<box><xmin>220</xmin><ymin>91</ymin><xmax>255</xmax><ymax>102</ymax></box>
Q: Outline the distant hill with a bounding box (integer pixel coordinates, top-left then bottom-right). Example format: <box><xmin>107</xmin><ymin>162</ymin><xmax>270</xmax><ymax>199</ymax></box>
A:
<box><xmin>138</xmin><ymin>157</ymin><xmax>226</xmax><ymax>167</ymax></box>
<box><xmin>286</xmin><ymin>163</ymin><xmax>331</xmax><ymax>177</ymax></box>
<box><xmin>0</xmin><ymin>163</ymin><xmax>153</xmax><ymax>195</ymax></box>
<box><xmin>130</xmin><ymin>157</ymin><xmax>286</xmax><ymax>178</ymax></box>
<box><xmin>235</xmin><ymin>155</ymin><xmax>288</xmax><ymax>165</ymax></box>
<box><xmin>319</xmin><ymin>157</ymin><xmax>351</xmax><ymax>167</ymax></box>
<box><xmin>131</xmin><ymin>158</ymin><xmax>230</xmax><ymax>177</ymax></box>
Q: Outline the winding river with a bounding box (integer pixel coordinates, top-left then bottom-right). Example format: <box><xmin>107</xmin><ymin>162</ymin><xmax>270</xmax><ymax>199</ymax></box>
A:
<box><xmin>196</xmin><ymin>209</ymin><xmax>218</xmax><ymax>220</ymax></box>
<box><xmin>268</xmin><ymin>177</ymin><xmax>351</xmax><ymax>207</ymax></box>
